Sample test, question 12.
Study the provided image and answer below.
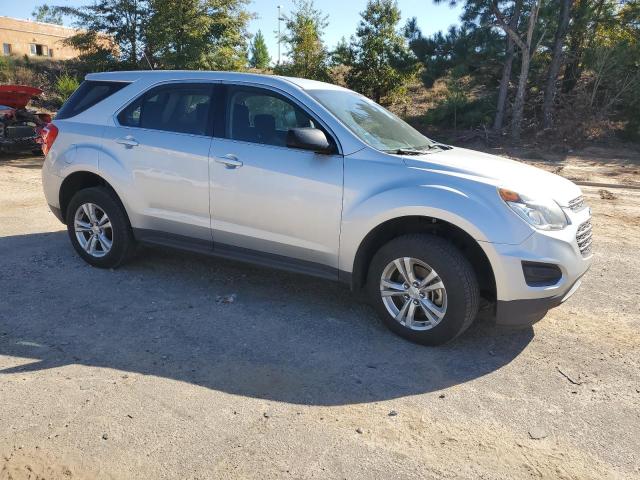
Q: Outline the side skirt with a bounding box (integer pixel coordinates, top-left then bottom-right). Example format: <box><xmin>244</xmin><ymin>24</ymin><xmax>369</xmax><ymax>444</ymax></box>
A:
<box><xmin>133</xmin><ymin>228</ymin><xmax>346</xmax><ymax>283</ymax></box>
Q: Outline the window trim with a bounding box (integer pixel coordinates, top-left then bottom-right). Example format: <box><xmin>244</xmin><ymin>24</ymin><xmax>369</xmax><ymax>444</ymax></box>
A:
<box><xmin>113</xmin><ymin>80</ymin><xmax>216</xmax><ymax>138</ymax></box>
<box><xmin>217</xmin><ymin>81</ymin><xmax>343</xmax><ymax>155</ymax></box>
<box><xmin>111</xmin><ymin>79</ymin><xmax>220</xmax><ymax>138</ymax></box>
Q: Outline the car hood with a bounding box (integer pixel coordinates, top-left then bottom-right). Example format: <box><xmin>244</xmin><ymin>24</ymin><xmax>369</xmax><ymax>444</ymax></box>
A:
<box><xmin>402</xmin><ymin>146</ymin><xmax>582</xmax><ymax>206</ymax></box>
<box><xmin>0</xmin><ymin>85</ymin><xmax>43</xmax><ymax>110</ymax></box>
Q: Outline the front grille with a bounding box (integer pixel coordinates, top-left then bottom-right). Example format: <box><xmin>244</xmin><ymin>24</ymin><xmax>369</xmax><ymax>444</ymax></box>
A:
<box><xmin>568</xmin><ymin>195</ymin><xmax>587</xmax><ymax>212</ymax></box>
<box><xmin>576</xmin><ymin>220</ymin><xmax>593</xmax><ymax>256</ymax></box>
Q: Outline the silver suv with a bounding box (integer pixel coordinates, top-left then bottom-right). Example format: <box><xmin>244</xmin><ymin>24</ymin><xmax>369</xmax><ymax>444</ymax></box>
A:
<box><xmin>41</xmin><ymin>71</ymin><xmax>593</xmax><ymax>345</ymax></box>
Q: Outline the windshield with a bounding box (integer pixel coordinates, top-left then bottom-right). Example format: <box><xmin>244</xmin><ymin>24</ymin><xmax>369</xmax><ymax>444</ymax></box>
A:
<box><xmin>308</xmin><ymin>89</ymin><xmax>433</xmax><ymax>152</ymax></box>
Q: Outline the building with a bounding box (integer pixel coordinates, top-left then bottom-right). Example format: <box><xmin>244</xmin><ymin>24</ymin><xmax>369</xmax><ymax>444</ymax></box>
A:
<box><xmin>0</xmin><ymin>16</ymin><xmax>82</xmax><ymax>60</ymax></box>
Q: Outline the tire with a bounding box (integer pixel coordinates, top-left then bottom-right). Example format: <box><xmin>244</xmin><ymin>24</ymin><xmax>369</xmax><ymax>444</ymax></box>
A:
<box><xmin>65</xmin><ymin>186</ymin><xmax>136</xmax><ymax>268</ymax></box>
<box><xmin>366</xmin><ymin>234</ymin><xmax>479</xmax><ymax>346</ymax></box>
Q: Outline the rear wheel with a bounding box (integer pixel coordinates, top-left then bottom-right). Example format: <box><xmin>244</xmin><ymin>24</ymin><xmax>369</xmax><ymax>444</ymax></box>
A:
<box><xmin>65</xmin><ymin>187</ymin><xmax>136</xmax><ymax>268</ymax></box>
<box><xmin>367</xmin><ymin>234</ymin><xmax>479</xmax><ymax>345</ymax></box>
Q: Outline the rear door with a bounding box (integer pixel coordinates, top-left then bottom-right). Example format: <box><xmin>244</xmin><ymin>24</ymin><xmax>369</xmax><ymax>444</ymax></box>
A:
<box><xmin>102</xmin><ymin>82</ymin><xmax>214</xmax><ymax>247</ymax></box>
<box><xmin>209</xmin><ymin>84</ymin><xmax>344</xmax><ymax>272</ymax></box>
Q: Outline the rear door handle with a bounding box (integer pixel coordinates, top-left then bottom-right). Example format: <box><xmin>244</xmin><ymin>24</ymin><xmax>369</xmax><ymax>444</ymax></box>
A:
<box><xmin>116</xmin><ymin>136</ymin><xmax>139</xmax><ymax>147</ymax></box>
<box><xmin>215</xmin><ymin>154</ymin><xmax>243</xmax><ymax>169</ymax></box>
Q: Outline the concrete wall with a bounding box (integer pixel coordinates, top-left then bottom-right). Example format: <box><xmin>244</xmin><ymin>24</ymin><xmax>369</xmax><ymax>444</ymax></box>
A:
<box><xmin>0</xmin><ymin>16</ymin><xmax>82</xmax><ymax>60</ymax></box>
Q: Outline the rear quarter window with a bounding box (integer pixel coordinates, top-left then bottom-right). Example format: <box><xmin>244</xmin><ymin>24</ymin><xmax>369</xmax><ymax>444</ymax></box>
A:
<box><xmin>56</xmin><ymin>80</ymin><xmax>129</xmax><ymax>120</ymax></box>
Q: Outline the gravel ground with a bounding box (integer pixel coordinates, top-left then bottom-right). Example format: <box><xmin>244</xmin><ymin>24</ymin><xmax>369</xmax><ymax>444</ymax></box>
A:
<box><xmin>0</xmin><ymin>154</ymin><xmax>639</xmax><ymax>480</ymax></box>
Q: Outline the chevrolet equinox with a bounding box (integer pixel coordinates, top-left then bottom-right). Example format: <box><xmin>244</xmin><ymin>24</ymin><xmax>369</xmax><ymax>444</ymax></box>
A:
<box><xmin>41</xmin><ymin>71</ymin><xmax>593</xmax><ymax>345</ymax></box>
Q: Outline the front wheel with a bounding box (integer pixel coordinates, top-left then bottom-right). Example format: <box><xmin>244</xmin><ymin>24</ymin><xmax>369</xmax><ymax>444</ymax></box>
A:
<box><xmin>367</xmin><ymin>234</ymin><xmax>479</xmax><ymax>345</ymax></box>
<box><xmin>65</xmin><ymin>187</ymin><xmax>136</xmax><ymax>268</ymax></box>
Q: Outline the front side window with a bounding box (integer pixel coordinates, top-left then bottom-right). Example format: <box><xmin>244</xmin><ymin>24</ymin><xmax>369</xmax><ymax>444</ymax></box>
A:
<box><xmin>118</xmin><ymin>84</ymin><xmax>213</xmax><ymax>136</ymax></box>
<box><xmin>227</xmin><ymin>87</ymin><xmax>317</xmax><ymax>147</ymax></box>
<box><xmin>2</xmin><ymin>43</ymin><xmax>11</xmax><ymax>56</ymax></box>
<box><xmin>309</xmin><ymin>89</ymin><xmax>434</xmax><ymax>152</ymax></box>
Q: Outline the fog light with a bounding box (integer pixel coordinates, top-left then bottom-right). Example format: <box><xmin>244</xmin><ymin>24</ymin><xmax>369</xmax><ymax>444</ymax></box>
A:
<box><xmin>522</xmin><ymin>261</ymin><xmax>562</xmax><ymax>287</ymax></box>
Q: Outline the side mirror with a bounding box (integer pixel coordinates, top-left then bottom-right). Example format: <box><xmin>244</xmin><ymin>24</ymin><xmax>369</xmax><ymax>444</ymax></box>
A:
<box><xmin>286</xmin><ymin>128</ymin><xmax>334</xmax><ymax>154</ymax></box>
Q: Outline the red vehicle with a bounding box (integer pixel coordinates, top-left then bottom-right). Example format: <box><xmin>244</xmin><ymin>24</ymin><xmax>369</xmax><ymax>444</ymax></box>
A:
<box><xmin>0</xmin><ymin>85</ymin><xmax>51</xmax><ymax>154</ymax></box>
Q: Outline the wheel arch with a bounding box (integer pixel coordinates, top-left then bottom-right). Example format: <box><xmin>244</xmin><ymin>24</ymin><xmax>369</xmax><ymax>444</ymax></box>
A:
<box><xmin>58</xmin><ymin>171</ymin><xmax>127</xmax><ymax>225</ymax></box>
<box><xmin>350</xmin><ymin>215</ymin><xmax>496</xmax><ymax>302</ymax></box>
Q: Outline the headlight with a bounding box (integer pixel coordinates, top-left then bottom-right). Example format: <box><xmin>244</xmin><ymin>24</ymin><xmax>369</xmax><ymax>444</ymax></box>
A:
<box><xmin>498</xmin><ymin>188</ymin><xmax>568</xmax><ymax>230</ymax></box>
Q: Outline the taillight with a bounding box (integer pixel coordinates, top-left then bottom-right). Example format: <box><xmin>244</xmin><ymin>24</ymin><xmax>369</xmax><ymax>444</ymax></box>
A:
<box><xmin>41</xmin><ymin>123</ymin><xmax>59</xmax><ymax>155</ymax></box>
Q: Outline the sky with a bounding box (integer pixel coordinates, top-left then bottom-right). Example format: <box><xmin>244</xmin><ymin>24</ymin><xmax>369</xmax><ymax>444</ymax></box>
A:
<box><xmin>1</xmin><ymin>0</ymin><xmax>464</xmax><ymax>63</ymax></box>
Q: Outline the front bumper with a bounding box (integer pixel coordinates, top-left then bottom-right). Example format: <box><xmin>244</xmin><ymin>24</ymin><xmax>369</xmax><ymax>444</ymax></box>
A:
<box><xmin>480</xmin><ymin>205</ymin><xmax>593</xmax><ymax>326</ymax></box>
<box><xmin>495</xmin><ymin>273</ymin><xmax>586</xmax><ymax>326</ymax></box>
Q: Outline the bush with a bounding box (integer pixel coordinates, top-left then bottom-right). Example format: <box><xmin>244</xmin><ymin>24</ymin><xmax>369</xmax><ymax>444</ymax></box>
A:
<box><xmin>55</xmin><ymin>74</ymin><xmax>80</xmax><ymax>102</ymax></box>
<box><xmin>424</xmin><ymin>78</ymin><xmax>495</xmax><ymax>130</ymax></box>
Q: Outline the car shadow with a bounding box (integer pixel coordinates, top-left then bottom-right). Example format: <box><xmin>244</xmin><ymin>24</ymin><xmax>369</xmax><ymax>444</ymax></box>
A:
<box><xmin>0</xmin><ymin>231</ymin><xmax>534</xmax><ymax>406</ymax></box>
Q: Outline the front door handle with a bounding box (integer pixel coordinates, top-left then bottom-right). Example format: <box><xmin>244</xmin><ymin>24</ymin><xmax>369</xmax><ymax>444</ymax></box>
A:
<box><xmin>215</xmin><ymin>154</ymin><xmax>243</xmax><ymax>169</ymax></box>
<box><xmin>116</xmin><ymin>136</ymin><xmax>139</xmax><ymax>147</ymax></box>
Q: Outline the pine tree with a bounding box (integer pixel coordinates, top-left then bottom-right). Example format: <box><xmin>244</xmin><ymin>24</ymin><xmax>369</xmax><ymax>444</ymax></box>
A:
<box><xmin>249</xmin><ymin>30</ymin><xmax>270</xmax><ymax>69</ymax></box>
<box><xmin>276</xmin><ymin>0</ymin><xmax>329</xmax><ymax>80</ymax></box>
<box><xmin>331</xmin><ymin>36</ymin><xmax>354</xmax><ymax>66</ymax></box>
<box><xmin>347</xmin><ymin>0</ymin><xmax>416</xmax><ymax>104</ymax></box>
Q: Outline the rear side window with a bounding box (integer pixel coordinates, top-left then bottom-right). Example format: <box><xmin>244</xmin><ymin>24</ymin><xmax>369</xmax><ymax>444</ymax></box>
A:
<box><xmin>117</xmin><ymin>84</ymin><xmax>213</xmax><ymax>136</ymax></box>
<box><xmin>56</xmin><ymin>80</ymin><xmax>128</xmax><ymax>120</ymax></box>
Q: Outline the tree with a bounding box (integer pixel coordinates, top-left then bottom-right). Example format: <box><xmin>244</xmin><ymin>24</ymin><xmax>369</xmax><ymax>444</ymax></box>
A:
<box><xmin>54</xmin><ymin>0</ymin><xmax>149</xmax><ymax>67</ymax></box>
<box><xmin>561</xmin><ymin>0</ymin><xmax>607</xmax><ymax>93</ymax></box>
<box><xmin>491</xmin><ymin>0</ymin><xmax>543</xmax><ymax>140</ymax></box>
<box><xmin>331</xmin><ymin>36</ymin><xmax>355</xmax><ymax>66</ymax></box>
<box><xmin>249</xmin><ymin>30</ymin><xmax>270</xmax><ymax>69</ymax></box>
<box><xmin>146</xmin><ymin>0</ymin><xmax>251</xmax><ymax>70</ymax></box>
<box><xmin>276</xmin><ymin>0</ymin><xmax>330</xmax><ymax>80</ymax></box>
<box><xmin>430</xmin><ymin>0</ymin><xmax>518</xmax><ymax>130</ymax></box>
<box><xmin>145</xmin><ymin>0</ymin><xmax>212</xmax><ymax>69</ymax></box>
<box><xmin>32</xmin><ymin>4</ymin><xmax>63</xmax><ymax>25</ymax></box>
<box><xmin>582</xmin><ymin>0</ymin><xmax>640</xmax><ymax>136</ymax></box>
<box><xmin>347</xmin><ymin>0</ymin><xmax>417</xmax><ymax>103</ymax></box>
<box><xmin>541</xmin><ymin>0</ymin><xmax>572</xmax><ymax>129</ymax></box>
<box><xmin>493</xmin><ymin>0</ymin><xmax>522</xmax><ymax>130</ymax></box>
<box><xmin>203</xmin><ymin>0</ymin><xmax>253</xmax><ymax>70</ymax></box>
<box><xmin>406</xmin><ymin>18</ymin><xmax>503</xmax><ymax>88</ymax></box>
<box><xmin>54</xmin><ymin>0</ymin><xmax>252</xmax><ymax>70</ymax></box>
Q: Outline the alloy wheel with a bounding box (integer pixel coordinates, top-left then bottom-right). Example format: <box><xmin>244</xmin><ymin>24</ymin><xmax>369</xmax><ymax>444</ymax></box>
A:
<box><xmin>74</xmin><ymin>203</ymin><xmax>113</xmax><ymax>258</ymax></box>
<box><xmin>379</xmin><ymin>257</ymin><xmax>448</xmax><ymax>331</ymax></box>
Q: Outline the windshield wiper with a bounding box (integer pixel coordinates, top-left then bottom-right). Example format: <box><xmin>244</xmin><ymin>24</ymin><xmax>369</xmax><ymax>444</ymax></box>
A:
<box><xmin>384</xmin><ymin>148</ymin><xmax>427</xmax><ymax>155</ymax></box>
<box><xmin>427</xmin><ymin>143</ymin><xmax>452</xmax><ymax>151</ymax></box>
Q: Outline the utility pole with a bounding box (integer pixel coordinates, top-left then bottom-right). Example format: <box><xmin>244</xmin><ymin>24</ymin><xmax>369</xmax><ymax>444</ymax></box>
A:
<box><xmin>277</xmin><ymin>5</ymin><xmax>283</xmax><ymax>65</ymax></box>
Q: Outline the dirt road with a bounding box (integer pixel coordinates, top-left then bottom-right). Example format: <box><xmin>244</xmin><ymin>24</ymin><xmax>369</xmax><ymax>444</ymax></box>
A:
<box><xmin>1</xmin><ymin>153</ymin><xmax>639</xmax><ymax>479</ymax></box>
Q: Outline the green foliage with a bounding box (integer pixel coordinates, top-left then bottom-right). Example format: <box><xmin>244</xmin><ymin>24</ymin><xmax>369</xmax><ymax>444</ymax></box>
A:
<box><xmin>406</xmin><ymin>21</ymin><xmax>503</xmax><ymax>89</ymax></box>
<box><xmin>249</xmin><ymin>30</ymin><xmax>270</xmax><ymax>69</ymax></box>
<box><xmin>52</xmin><ymin>0</ymin><xmax>251</xmax><ymax>70</ymax></box>
<box><xmin>275</xmin><ymin>0</ymin><xmax>330</xmax><ymax>80</ymax></box>
<box><xmin>425</xmin><ymin>81</ymin><xmax>495</xmax><ymax>130</ymax></box>
<box><xmin>145</xmin><ymin>0</ymin><xmax>213</xmax><ymax>69</ymax></box>
<box><xmin>55</xmin><ymin>74</ymin><xmax>80</xmax><ymax>101</ymax></box>
<box><xmin>346</xmin><ymin>0</ymin><xmax>418</xmax><ymax>104</ymax></box>
<box><xmin>331</xmin><ymin>36</ymin><xmax>354</xmax><ymax>66</ymax></box>
<box><xmin>32</xmin><ymin>4</ymin><xmax>63</xmax><ymax>25</ymax></box>
<box><xmin>54</xmin><ymin>0</ymin><xmax>148</xmax><ymax>68</ymax></box>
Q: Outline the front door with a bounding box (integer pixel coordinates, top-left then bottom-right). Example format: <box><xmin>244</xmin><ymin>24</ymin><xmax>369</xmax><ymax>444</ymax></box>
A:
<box><xmin>102</xmin><ymin>82</ymin><xmax>214</xmax><ymax>246</ymax></box>
<box><xmin>209</xmin><ymin>85</ymin><xmax>343</xmax><ymax>273</ymax></box>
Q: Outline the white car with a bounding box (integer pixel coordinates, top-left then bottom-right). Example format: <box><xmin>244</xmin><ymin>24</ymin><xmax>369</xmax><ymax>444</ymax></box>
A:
<box><xmin>41</xmin><ymin>71</ymin><xmax>593</xmax><ymax>345</ymax></box>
